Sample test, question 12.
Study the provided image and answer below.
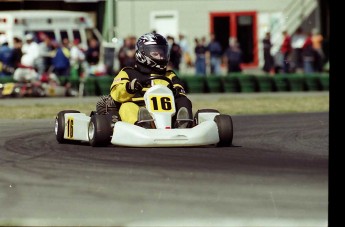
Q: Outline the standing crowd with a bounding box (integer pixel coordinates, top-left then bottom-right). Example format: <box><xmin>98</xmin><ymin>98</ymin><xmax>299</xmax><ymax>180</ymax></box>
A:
<box><xmin>262</xmin><ymin>27</ymin><xmax>325</xmax><ymax>75</ymax></box>
<box><xmin>0</xmin><ymin>27</ymin><xmax>326</xmax><ymax>80</ymax></box>
<box><xmin>0</xmin><ymin>32</ymin><xmax>102</xmax><ymax>81</ymax></box>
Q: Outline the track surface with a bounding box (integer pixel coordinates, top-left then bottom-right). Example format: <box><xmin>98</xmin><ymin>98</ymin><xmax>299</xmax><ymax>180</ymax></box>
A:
<box><xmin>0</xmin><ymin>112</ymin><xmax>328</xmax><ymax>226</ymax></box>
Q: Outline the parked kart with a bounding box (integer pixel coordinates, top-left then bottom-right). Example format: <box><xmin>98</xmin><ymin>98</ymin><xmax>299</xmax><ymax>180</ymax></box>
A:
<box><xmin>55</xmin><ymin>76</ymin><xmax>233</xmax><ymax>147</ymax></box>
<box><xmin>0</xmin><ymin>81</ymin><xmax>45</xmax><ymax>98</ymax></box>
<box><xmin>0</xmin><ymin>66</ymin><xmax>78</xmax><ymax>98</ymax></box>
<box><xmin>0</xmin><ymin>81</ymin><xmax>77</xmax><ymax>98</ymax></box>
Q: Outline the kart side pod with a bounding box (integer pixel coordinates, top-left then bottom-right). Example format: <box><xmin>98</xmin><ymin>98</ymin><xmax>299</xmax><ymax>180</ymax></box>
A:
<box><xmin>194</xmin><ymin>109</ymin><xmax>233</xmax><ymax>147</ymax></box>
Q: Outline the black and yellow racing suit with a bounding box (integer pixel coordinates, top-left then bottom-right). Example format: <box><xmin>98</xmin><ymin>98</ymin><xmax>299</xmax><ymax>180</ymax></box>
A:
<box><xmin>110</xmin><ymin>67</ymin><xmax>192</xmax><ymax>124</ymax></box>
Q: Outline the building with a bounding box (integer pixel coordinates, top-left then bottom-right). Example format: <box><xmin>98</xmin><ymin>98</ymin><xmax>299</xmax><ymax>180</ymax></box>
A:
<box><xmin>112</xmin><ymin>0</ymin><xmax>329</xmax><ymax>72</ymax></box>
<box><xmin>0</xmin><ymin>0</ymin><xmax>329</xmax><ymax>73</ymax></box>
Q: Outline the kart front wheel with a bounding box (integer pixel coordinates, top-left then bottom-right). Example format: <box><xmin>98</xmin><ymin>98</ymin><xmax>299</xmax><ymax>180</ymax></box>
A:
<box><xmin>88</xmin><ymin>114</ymin><xmax>113</xmax><ymax>147</ymax></box>
<box><xmin>214</xmin><ymin>114</ymin><xmax>233</xmax><ymax>147</ymax></box>
<box><xmin>55</xmin><ymin>110</ymin><xmax>80</xmax><ymax>143</ymax></box>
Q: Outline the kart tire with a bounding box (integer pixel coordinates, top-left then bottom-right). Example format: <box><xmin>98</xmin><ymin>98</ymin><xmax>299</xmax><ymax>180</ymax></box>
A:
<box><xmin>214</xmin><ymin>114</ymin><xmax>233</xmax><ymax>147</ymax></box>
<box><xmin>88</xmin><ymin>114</ymin><xmax>113</xmax><ymax>147</ymax></box>
<box><xmin>55</xmin><ymin>110</ymin><xmax>80</xmax><ymax>143</ymax></box>
<box><xmin>32</xmin><ymin>86</ymin><xmax>46</xmax><ymax>97</ymax></box>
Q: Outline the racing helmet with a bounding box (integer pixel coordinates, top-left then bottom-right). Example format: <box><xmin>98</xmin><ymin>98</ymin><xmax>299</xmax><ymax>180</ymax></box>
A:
<box><xmin>135</xmin><ymin>33</ymin><xmax>170</xmax><ymax>73</ymax></box>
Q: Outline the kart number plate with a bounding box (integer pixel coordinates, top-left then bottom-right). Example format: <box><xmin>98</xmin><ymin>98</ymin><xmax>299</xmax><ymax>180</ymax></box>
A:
<box><xmin>66</xmin><ymin>117</ymin><xmax>74</xmax><ymax>139</ymax></box>
<box><xmin>148</xmin><ymin>94</ymin><xmax>174</xmax><ymax>113</ymax></box>
<box><xmin>2</xmin><ymin>83</ymin><xmax>15</xmax><ymax>95</ymax></box>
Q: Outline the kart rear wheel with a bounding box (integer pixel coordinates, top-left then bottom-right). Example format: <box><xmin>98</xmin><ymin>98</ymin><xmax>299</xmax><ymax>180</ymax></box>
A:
<box><xmin>55</xmin><ymin>110</ymin><xmax>80</xmax><ymax>143</ymax></box>
<box><xmin>214</xmin><ymin>114</ymin><xmax>233</xmax><ymax>147</ymax></box>
<box><xmin>88</xmin><ymin>114</ymin><xmax>113</xmax><ymax>147</ymax></box>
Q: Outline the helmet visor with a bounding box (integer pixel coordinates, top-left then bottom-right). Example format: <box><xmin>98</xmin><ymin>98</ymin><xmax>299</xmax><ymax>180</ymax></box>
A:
<box><xmin>143</xmin><ymin>45</ymin><xmax>169</xmax><ymax>61</ymax></box>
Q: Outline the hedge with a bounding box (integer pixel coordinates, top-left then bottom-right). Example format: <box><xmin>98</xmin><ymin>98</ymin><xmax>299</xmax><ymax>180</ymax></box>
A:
<box><xmin>0</xmin><ymin>73</ymin><xmax>329</xmax><ymax>96</ymax></box>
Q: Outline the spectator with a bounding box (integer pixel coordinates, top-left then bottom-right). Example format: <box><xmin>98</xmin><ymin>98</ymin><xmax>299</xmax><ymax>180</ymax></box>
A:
<box><xmin>36</xmin><ymin>33</ymin><xmax>53</xmax><ymax>75</ymax></box>
<box><xmin>62</xmin><ymin>38</ymin><xmax>71</xmax><ymax>50</ymax></box>
<box><xmin>207</xmin><ymin>33</ymin><xmax>222</xmax><ymax>75</ymax></box>
<box><xmin>280</xmin><ymin>30</ymin><xmax>292</xmax><ymax>73</ymax></box>
<box><xmin>0</xmin><ymin>34</ymin><xmax>14</xmax><ymax>76</ymax></box>
<box><xmin>86</xmin><ymin>37</ymin><xmax>106</xmax><ymax>75</ymax></box>
<box><xmin>21</xmin><ymin>33</ymin><xmax>40</xmax><ymax>71</ymax></box>
<box><xmin>118</xmin><ymin>35</ymin><xmax>136</xmax><ymax>68</ymax></box>
<box><xmin>70</xmin><ymin>39</ymin><xmax>85</xmax><ymax>66</ymax></box>
<box><xmin>13</xmin><ymin>34</ymin><xmax>41</xmax><ymax>82</ymax></box>
<box><xmin>70</xmin><ymin>39</ymin><xmax>88</xmax><ymax>78</ymax></box>
<box><xmin>11</xmin><ymin>37</ymin><xmax>23</xmax><ymax>69</ymax></box>
<box><xmin>311</xmin><ymin>28</ymin><xmax>324</xmax><ymax>72</ymax></box>
<box><xmin>302</xmin><ymin>31</ymin><xmax>316</xmax><ymax>74</ymax></box>
<box><xmin>291</xmin><ymin>27</ymin><xmax>306</xmax><ymax>73</ymax></box>
<box><xmin>223</xmin><ymin>37</ymin><xmax>243</xmax><ymax>73</ymax></box>
<box><xmin>51</xmin><ymin>41</ymin><xmax>71</xmax><ymax>77</ymax></box>
<box><xmin>262</xmin><ymin>32</ymin><xmax>275</xmax><ymax>75</ymax></box>
<box><xmin>86</xmin><ymin>37</ymin><xmax>100</xmax><ymax>66</ymax></box>
<box><xmin>178</xmin><ymin>33</ymin><xmax>193</xmax><ymax>72</ymax></box>
<box><xmin>194</xmin><ymin>37</ymin><xmax>207</xmax><ymax>76</ymax></box>
<box><xmin>167</xmin><ymin>35</ymin><xmax>182</xmax><ymax>72</ymax></box>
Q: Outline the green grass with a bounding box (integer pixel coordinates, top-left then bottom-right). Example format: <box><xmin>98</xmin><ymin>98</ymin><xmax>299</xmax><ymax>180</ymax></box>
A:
<box><xmin>0</xmin><ymin>93</ymin><xmax>329</xmax><ymax>119</ymax></box>
<box><xmin>194</xmin><ymin>95</ymin><xmax>329</xmax><ymax>115</ymax></box>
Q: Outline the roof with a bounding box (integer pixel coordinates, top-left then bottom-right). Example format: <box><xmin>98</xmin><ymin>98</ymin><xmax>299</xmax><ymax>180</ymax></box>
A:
<box><xmin>0</xmin><ymin>10</ymin><xmax>89</xmax><ymax>18</ymax></box>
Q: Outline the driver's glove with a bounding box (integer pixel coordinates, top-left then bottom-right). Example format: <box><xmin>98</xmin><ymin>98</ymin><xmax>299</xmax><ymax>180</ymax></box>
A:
<box><xmin>173</xmin><ymin>86</ymin><xmax>186</xmax><ymax>97</ymax></box>
<box><xmin>126</xmin><ymin>78</ymin><xmax>143</xmax><ymax>94</ymax></box>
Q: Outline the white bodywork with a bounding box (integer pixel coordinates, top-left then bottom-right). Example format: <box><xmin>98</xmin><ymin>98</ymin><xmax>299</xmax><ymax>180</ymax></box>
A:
<box><xmin>63</xmin><ymin>113</ymin><xmax>90</xmax><ymax>142</ymax></box>
<box><xmin>111</xmin><ymin>120</ymin><xmax>219</xmax><ymax>147</ymax></box>
<box><xmin>61</xmin><ymin>85</ymin><xmax>221</xmax><ymax>147</ymax></box>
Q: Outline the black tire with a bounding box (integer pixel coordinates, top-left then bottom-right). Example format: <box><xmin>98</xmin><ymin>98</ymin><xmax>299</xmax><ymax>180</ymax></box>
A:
<box><xmin>194</xmin><ymin>109</ymin><xmax>220</xmax><ymax>126</ymax></box>
<box><xmin>214</xmin><ymin>114</ymin><xmax>233</xmax><ymax>147</ymax></box>
<box><xmin>88</xmin><ymin>114</ymin><xmax>113</xmax><ymax>147</ymax></box>
<box><xmin>55</xmin><ymin>110</ymin><xmax>80</xmax><ymax>143</ymax></box>
<box><xmin>32</xmin><ymin>85</ymin><xmax>46</xmax><ymax>97</ymax></box>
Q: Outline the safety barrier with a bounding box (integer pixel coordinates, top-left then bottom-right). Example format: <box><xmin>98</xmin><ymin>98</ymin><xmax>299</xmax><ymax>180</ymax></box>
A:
<box><xmin>68</xmin><ymin>76</ymin><xmax>113</xmax><ymax>96</ymax></box>
<box><xmin>0</xmin><ymin>73</ymin><xmax>329</xmax><ymax>96</ymax></box>
<box><xmin>179</xmin><ymin>73</ymin><xmax>329</xmax><ymax>93</ymax></box>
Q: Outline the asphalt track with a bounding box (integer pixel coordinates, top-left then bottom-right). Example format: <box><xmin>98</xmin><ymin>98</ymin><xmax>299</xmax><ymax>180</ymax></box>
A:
<box><xmin>0</xmin><ymin>111</ymin><xmax>328</xmax><ymax>226</ymax></box>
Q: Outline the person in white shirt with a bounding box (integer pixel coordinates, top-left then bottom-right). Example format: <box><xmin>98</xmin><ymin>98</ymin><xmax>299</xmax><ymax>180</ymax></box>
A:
<box><xmin>13</xmin><ymin>33</ymin><xmax>40</xmax><ymax>82</ymax></box>
<box><xmin>70</xmin><ymin>39</ymin><xmax>88</xmax><ymax>79</ymax></box>
<box><xmin>291</xmin><ymin>27</ymin><xmax>307</xmax><ymax>73</ymax></box>
<box><xmin>21</xmin><ymin>33</ymin><xmax>40</xmax><ymax>68</ymax></box>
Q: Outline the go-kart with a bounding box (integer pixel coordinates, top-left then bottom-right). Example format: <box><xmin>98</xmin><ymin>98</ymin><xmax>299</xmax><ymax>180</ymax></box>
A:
<box><xmin>55</xmin><ymin>76</ymin><xmax>233</xmax><ymax>147</ymax></box>
<box><xmin>0</xmin><ymin>81</ymin><xmax>48</xmax><ymax>98</ymax></box>
<box><xmin>0</xmin><ymin>81</ymin><xmax>77</xmax><ymax>98</ymax></box>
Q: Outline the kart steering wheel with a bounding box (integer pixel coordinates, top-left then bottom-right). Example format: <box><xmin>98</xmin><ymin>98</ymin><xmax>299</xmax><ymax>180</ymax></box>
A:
<box><xmin>142</xmin><ymin>76</ymin><xmax>175</xmax><ymax>93</ymax></box>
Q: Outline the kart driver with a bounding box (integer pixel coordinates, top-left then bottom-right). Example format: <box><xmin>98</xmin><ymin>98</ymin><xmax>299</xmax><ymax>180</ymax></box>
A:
<box><xmin>110</xmin><ymin>32</ymin><xmax>193</xmax><ymax>129</ymax></box>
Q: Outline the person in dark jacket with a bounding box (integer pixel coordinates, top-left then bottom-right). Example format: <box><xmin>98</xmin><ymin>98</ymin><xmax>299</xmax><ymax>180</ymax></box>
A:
<box><xmin>194</xmin><ymin>37</ymin><xmax>207</xmax><ymax>76</ymax></box>
<box><xmin>51</xmin><ymin>42</ymin><xmax>70</xmax><ymax>76</ymax></box>
<box><xmin>262</xmin><ymin>32</ymin><xmax>275</xmax><ymax>74</ymax></box>
<box><xmin>0</xmin><ymin>35</ymin><xmax>14</xmax><ymax>76</ymax></box>
<box><xmin>207</xmin><ymin>33</ymin><xmax>223</xmax><ymax>75</ymax></box>
<box><xmin>223</xmin><ymin>38</ymin><xmax>243</xmax><ymax>73</ymax></box>
<box><xmin>167</xmin><ymin>35</ymin><xmax>182</xmax><ymax>73</ymax></box>
<box><xmin>11</xmin><ymin>37</ymin><xmax>23</xmax><ymax>69</ymax></box>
